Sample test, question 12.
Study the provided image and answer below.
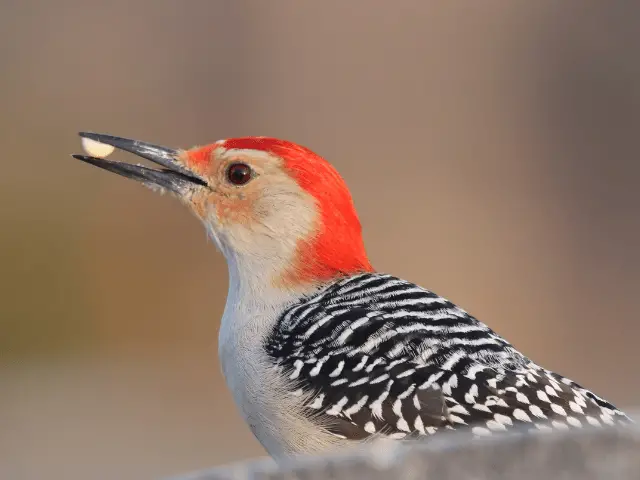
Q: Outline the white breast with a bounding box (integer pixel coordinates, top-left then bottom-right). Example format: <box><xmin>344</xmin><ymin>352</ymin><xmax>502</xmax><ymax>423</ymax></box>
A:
<box><xmin>218</xmin><ymin>300</ymin><xmax>348</xmax><ymax>459</ymax></box>
<box><xmin>206</xmin><ymin>206</ymin><xmax>350</xmax><ymax>459</ymax></box>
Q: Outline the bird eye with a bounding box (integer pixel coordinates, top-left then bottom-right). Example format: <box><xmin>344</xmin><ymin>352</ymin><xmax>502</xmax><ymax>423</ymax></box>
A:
<box><xmin>226</xmin><ymin>163</ymin><xmax>253</xmax><ymax>186</ymax></box>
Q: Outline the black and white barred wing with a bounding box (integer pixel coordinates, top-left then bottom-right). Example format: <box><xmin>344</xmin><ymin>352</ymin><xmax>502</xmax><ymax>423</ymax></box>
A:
<box><xmin>266</xmin><ymin>274</ymin><xmax>631</xmax><ymax>440</ymax></box>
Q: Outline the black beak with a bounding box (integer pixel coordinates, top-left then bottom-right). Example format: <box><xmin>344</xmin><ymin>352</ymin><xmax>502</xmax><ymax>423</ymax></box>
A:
<box><xmin>72</xmin><ymin>132</ymin><xmax>207</xmax><ymax>194</ymax></box>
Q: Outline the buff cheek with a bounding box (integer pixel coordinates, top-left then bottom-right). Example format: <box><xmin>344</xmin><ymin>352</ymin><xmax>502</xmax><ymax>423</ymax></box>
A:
<box><xmin>214</xmin><ymin>192</ymin><xmax>260</xmax><ymax>227</ymax></box>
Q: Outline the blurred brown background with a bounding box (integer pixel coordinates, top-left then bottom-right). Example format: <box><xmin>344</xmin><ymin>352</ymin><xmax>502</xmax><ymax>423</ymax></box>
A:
<box><xmin>1</xmin><ymin>1</ymin><xmax>639</xmax><ymax>479</ymax></box>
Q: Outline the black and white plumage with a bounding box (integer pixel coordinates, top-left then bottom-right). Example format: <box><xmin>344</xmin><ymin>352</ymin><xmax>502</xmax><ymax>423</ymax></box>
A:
<box><xmin>265</xmin><ymin>273</ymin><xmax>631</xmax><ymax>441</ymax></box>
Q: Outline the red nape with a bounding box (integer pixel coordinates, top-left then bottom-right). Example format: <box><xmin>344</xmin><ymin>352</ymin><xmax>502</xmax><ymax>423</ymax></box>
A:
<box><xmin>223</xmin><ymin>137</ymin><xmax>374</xmax><ymax>283</ymax></box>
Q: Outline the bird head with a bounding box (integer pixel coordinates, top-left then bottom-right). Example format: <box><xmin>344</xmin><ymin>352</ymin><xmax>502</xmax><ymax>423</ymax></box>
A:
<box><xmin>74</xmin><ymin>133</ymin><xmax>372</xmax><ymax>293</ymax></box>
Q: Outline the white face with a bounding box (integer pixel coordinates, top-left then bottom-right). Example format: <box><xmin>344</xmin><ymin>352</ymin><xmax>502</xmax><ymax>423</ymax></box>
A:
<box><xmin>178</xmin><ymin>146</ymin><xmax>320</xmax><ymax>290</ymax></box>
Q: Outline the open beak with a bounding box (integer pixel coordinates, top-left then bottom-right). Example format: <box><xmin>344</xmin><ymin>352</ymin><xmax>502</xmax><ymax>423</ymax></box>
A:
<box><xmin>72</xmin><ymin>132</ymin><xmax>207</xmax><ymax>194</ymax></box>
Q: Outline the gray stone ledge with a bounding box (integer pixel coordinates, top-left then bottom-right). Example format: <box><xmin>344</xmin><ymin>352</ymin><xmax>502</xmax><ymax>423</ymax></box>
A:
<box><xmin>170</xmin><ymin>416</ymin><xmax>640</xmax><ymax>480</ymax></box>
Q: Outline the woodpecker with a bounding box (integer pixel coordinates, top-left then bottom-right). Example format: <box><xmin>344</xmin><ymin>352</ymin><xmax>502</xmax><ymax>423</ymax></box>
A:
<box><xmin>73</xmin><ymin>132</ymin><xmax>632</xmax><ymax>460</ymax></box>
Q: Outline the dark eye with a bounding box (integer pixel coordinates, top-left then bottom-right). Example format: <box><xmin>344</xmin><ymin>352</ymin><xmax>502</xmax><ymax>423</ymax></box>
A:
<box><xmin>226</xmin><ymin>163</ymin><xmax>253</xmax><ymax>186</ymax></box>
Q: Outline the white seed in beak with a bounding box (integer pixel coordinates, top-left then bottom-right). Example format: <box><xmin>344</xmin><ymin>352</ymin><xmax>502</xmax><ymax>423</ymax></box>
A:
<box><xmin>81</xmin><ymin>137</ymin><xmax>115</xmax><ymax>158</ymax></box>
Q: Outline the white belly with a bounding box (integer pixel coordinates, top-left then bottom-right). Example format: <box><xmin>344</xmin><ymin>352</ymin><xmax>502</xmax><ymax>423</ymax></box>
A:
<box><xmin>218</xmin><ymin>313</ymin><xmax>346</xmax><ymax>459</ymax></box>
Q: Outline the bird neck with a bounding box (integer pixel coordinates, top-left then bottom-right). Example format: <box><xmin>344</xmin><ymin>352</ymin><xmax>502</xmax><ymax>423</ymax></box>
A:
<box><xmin>220</xmin><ymin>246</ymin><xmax>322</xmax><ymax>339</ymax></box>
<box><xmin>218</xmin><ymin>248</ymin><xmax>322</xmax><ymax>384</ymax></box>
